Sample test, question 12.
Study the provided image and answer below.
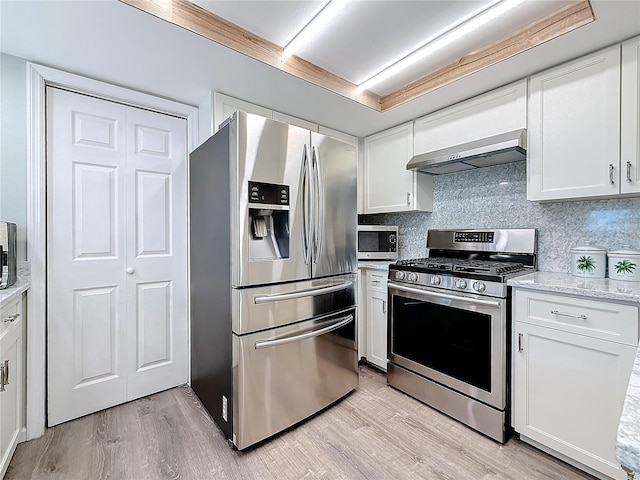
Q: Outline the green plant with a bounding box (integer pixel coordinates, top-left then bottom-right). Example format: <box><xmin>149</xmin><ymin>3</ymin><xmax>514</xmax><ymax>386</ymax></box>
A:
<box><xmin>576</xmin><ymin>255</ymin><xmax>596</xmax><ymax>272</ymax></box>
<box><xmin>614</xmin><ymin>259</ymin><xmax>636</xmax><ymax>274</ymax></box>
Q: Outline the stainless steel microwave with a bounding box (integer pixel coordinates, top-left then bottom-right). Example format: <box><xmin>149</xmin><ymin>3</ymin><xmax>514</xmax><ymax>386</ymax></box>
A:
<box><xmin>357</xmin><ymin>225</ymin><xmax>398</xmax><ymax>260</ymax></box>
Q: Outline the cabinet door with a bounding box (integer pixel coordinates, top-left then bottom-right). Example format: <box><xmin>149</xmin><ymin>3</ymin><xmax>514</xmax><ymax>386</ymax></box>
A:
<box><xmin>414</xmin><ymin>80</ymin><xmax>527</xmax><ymax>155</ymax></box>
<box><xmin>622</xmin><ymin>36</ymin><xmax>640</xmax><ymax>194</ymax></box>
<box><xmin>366</xmin><ymin>285</ymin><xmax>388</xmax><ymax>371</ymax></box>
<box><xmin>213</xmin><ymin>92</ymin><xmax>272</xmax><ymax>131</ymax></box>
<box><xmin>0</xmin><ymin>317</ymin><xmax>23</xmax><ymax>478</ymax></box>
<box><xmin>357</xmin><ymin>269</ymin><xmax>366</xmax><ymax>360</ymax></box>
<box><xmin>363</xmin><ymin>122</ymin><xmax>416</xmax><ymax>213</ymax></box>
<box><xmin>527</xmin><ymin>45</ymin><xmax>621</xmax><ymax>201</ymax></box>
<box><xmin>513</xmin><ymin>322</ymin><xmax>634</xmax><ymax>480</ymax></box>
<box><xmin>272</xmin><ymin>111</ymin><xmax>318</xmax><ymax>132</ymax></box>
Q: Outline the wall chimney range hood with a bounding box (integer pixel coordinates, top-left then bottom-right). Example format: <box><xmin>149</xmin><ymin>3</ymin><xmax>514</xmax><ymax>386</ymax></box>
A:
<box><xmin>407</xmin><ymin>129</ymin><xmax>526</xmax><ymax>175</ymax></box>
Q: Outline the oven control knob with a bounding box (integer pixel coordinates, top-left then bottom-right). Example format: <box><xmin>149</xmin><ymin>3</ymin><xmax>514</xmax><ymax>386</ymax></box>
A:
<box><xmin>455</xmin><ymin>279</ymin><xmax>467</xmax><ymax>289</ymax></box>
<box><xmin>395</xmin><ymin>271</ymin><xmax>405</xmax><ymax>280</ymax></box>
<box><xmin>430</xmin><ymin>275</ymin><xmax>441</xmax><ymax>285</ymax></box>
<box><xmin>472</xmin><ymin>281</ymin><xmax>486</xmax><ymax>293</ymax></box>
<box><xmin>407</xmin><ymin>272</ymin><xmax>418</xmax><ymax>282</ymax></box>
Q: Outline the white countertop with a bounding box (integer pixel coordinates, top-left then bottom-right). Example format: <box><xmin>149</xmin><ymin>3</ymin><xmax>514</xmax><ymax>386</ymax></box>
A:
<box><xmin>357</xmin><ymin>261</ymin><xmax>395</xmax><ymax>271</ymax></box>
<box><xmin>508</xmin><ymin>271</ymin><xmax>640</xmax><ymax>474</ymax></box>
<box><xmin>507</xmin><ymin>271</ymin><xmax>640</xmax><ymax>304</ymax></box>
<box><xmin>0</xmin><ymin>261</ymin><xmax>30</xmax><ymax>308</ymax></box>
<box><xmin>0</xmin><ymin>280</ymin><xmax>29</xmax><ymax>307</ymax></box>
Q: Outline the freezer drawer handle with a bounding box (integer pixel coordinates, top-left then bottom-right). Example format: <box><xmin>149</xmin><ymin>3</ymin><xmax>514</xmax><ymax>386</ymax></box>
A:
<box><xmin>388</xmin><ymin>282</ymin><xmax>501</xmax><ymax>308</ymax></box>
<box><xmin>253</xmin><ymin>280</ymin><xmax>353</xmax><ymax>304</ymax></box>
<box><xmin>254</xmin><ymin>314</ymin><xmax>354</xmax><ymax>350</ymax></box>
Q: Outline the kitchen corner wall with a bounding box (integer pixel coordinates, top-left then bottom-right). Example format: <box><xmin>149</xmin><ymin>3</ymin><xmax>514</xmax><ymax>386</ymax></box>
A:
<box><xmin>0</xmin><ymin>53</ymin><xmax>28</xmax><ymax>260</ymax></box>
<box><xmin>359</xmin><ymin>162</ymin><xmax>640</xmax><ymax>273</ymax></box>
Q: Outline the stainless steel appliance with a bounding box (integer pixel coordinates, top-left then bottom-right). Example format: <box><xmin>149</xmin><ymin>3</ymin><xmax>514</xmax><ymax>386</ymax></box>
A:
<box><xmin>357</xmin><ymin>225</ymin><xmax>398</xmax><ymax>260</ymax></box>
<box><xmin>0</xmin><ymin>222</ymin><xmax>17</xmax><ymax>289</ymax></box>
<box><xmin>387</xmin><ymin>228</ymin><xmax>536</xmax><ymax>442</ymax></box>
<box><xmin>189</xmin><ymin>112</ymin><xmax>358</xmax><ymax>450</ymax></box>
<box><xmin>406</xmin><ymin>129</ymin><xmax>526</xmax><ymax>175</ymax></box>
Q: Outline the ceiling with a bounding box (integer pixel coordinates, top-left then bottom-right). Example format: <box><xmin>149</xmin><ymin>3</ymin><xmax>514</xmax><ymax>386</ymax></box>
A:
<box><xmin>1</xmin><ymin>1</ymin><xmax>640</xmax><ymax>138</ymax></box>
<box><xmin>191</xmin><ymin>0</ymin><xmax>576</xmax><ymax>96</ymax></box>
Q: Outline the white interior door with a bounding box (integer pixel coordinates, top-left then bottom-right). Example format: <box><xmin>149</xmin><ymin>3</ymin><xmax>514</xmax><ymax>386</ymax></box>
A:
<box><xmin>47</xmin><ymin>87</ymin><xmax>188</xmax><ymax>426</ymax></box>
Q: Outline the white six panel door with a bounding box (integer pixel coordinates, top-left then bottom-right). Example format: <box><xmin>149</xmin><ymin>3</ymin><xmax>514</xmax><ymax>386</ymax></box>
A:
<box><xmin>47</xmin><ymin>87</ymin><xmax>188</xmax><ymax>426</ymax></box>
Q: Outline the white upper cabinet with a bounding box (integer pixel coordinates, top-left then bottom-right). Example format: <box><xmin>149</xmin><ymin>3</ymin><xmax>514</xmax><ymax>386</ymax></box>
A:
<box><xmin>214</xmin><ymin>92</ymin><xmax>272</xmax><ymax>131</ymax></box>
<box><xmin>363</xmin><ymin>122</ymin><xmax>433</xmax><ymax>214</ymax></box>
<box><xmin>414</xmin><ymin>80</ymin><xmax>527</xmax><ymax>155</ymax></box>
<box><xmin>622</xmin><ymin>36</ymin><xmax>640</xmax><ymax>195</ymax></box>
<box><xmin>318</xmin><ymin>126</ymin><xmax>358</xmax><ymax>147</ymax></box>
<box><xmin>527</xmin><ymin>45</ymin><xmax>623</xmax><ymax>201</ymax></box>
<box><xmin>272</xmin><ymin>111</ymin><xmax>319</xmax><ymax>132</ymax></box>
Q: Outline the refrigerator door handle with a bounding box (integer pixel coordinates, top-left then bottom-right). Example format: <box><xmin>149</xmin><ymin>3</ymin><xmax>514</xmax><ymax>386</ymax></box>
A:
<box><xmin>312</xmin><ymin>145</ymin><xmax>323</xmax><ymax>262</ymax></box>
<box><xmin>253</xmin><ymin>280</ymin><xmax>353</xmax><ymax>304</ymax></box>
<box><xmin>301</xmin><ymin>144</ymin><xmax>312</xmax><ymax>265</ymax></box>
<box><xmin>254</xmin><ymin>314</ymin><xmax>354</xmax><ymax>349</ymax></box>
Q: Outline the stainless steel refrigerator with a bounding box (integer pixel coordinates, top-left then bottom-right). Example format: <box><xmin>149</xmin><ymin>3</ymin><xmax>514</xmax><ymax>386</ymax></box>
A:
<box><xmin>190</xmin><ymin>111</ymin><xmax>358</xmax><ymax>450</ymax></box>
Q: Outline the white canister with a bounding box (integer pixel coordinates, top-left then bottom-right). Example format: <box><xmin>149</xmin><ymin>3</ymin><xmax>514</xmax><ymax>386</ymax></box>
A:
<box><xmin>570</xmin><ymin>244</ymin><xmax>606</xmax><ymax>278</ymax></box>
<box><xmin>607</xmin><ymin>246</ymin><xmax>640</xmax><ymax>282</ymax></box>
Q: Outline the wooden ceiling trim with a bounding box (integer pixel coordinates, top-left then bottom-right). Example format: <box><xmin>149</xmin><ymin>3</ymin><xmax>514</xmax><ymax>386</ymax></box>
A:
<box><xmin>121</xmin><ymin>0</ymin><xmax>594</xmax><ymax>113</ymax></box>
<box><xmin>119</xmin><ymin>0</ymin><xmax>383</xmax><ymax>111</ymax></box>
<box><xmin>380</xmin><ymin>0</ymin><xmax>594</xmax><ymax>111</ymax></box>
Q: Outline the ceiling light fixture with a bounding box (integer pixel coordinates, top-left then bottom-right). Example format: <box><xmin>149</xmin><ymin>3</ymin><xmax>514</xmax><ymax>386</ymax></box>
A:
<box><xmin>283</xmin><ymin>0</ymin><xmax>349</xmax><ymax>59</ymax></box>
<box><xmin>355</xmin><ymin>0</ymin><xmax>527</xmax><ymax>94</ymax></box>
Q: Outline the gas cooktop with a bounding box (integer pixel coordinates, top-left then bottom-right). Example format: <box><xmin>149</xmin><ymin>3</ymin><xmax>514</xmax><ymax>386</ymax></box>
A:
<box><xmin>388</xmin><ymin>229</ymin><xmax>537</xmax><ymax>297</ymax></box>
<box><xmin>395</xmin><ymin>257</ymin><xmax>526</xmax><ymax>278</ymax></box>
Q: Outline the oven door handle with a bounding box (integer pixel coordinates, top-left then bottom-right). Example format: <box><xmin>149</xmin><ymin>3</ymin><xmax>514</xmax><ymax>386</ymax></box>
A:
<box><xmin>387</xmin><ymin>282</ymin><xmax>502</xmax><ymax>308</ymax></box>
<box><xmin>254</xmin><ymin>315</ymin><xmax>353</xmax><ymax>349</ymax></box>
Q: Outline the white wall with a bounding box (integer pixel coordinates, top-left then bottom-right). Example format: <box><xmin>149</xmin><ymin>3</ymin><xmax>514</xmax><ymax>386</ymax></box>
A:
<box><xmin>0</xmin><ymin>53</ymin><xmax>27</xmax><ymax>260</ymax></box>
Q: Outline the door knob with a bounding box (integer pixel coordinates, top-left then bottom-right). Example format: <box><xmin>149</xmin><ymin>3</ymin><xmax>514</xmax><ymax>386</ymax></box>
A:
<box><xmin>126</xmin><ymin>268</ymin><xmax>135</xmax><ymax>275</ymax></box>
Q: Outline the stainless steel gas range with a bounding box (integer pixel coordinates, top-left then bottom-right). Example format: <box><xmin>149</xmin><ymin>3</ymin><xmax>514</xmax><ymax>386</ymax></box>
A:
<box><xmin>387</xmin><ymin>228</ymin><xmax>537</xmax><ymax>443</ymax></box>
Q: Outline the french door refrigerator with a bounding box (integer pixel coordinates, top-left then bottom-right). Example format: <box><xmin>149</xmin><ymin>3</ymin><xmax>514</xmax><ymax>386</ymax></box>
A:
<box><xmin>190</xmin><ymin>111</ymin><xmax>358</xmax><ymax>450</ymax></box>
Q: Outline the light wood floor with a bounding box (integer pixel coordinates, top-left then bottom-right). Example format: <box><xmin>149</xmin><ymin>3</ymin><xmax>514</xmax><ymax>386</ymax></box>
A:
<box><xmin>7</xmin><ymin>366</ymin><xmax>594</xmax><ymax>480</ymax></box>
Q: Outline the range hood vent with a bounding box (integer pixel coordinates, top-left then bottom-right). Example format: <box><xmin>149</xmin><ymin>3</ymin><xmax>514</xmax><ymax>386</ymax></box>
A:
<box><xmin>407</xmin><ymin>129</ymin><xmax>526</xmax><ymax>175</ymax></box>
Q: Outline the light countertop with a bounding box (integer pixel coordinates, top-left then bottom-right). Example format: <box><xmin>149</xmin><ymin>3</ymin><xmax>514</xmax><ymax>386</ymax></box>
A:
<box><xmin>0</xmin><ymin>261</ymin><xmax>30</xmax><ymax>308</ymax></box>
<box><xmin>358</xmin><ymin>261</ymin><xmax>396</xmax><ymax>271</ymax></box>
<box><xmin>507</xmin><ymin>271</ymin><xmax>640</xmax><ymax>304</ymax></box>
<box><xmin>508</xmin><ymin>271</ymin><xmax>640</xmax><ymax>474</ymax></box>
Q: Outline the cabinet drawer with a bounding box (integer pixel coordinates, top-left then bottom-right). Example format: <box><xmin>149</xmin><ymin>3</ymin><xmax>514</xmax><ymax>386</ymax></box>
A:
<box><xmin>0</xmin><ymin>297</ymin><xmax>22</xmax><ymax>340</ymax></box>
<box><xmin>514</xmin><ymin>290</ymin><xmax>638</xmax><ymax>346</ymax></box>
<box><xmin>368</xmin><ymin>272</ymin><xmax>387</xmax><ymax>293</ymax></box>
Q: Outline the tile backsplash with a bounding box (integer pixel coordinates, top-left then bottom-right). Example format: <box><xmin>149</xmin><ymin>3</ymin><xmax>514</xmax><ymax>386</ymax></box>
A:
<box><xmin>359</xmin><ymin>162</ymin><xmax>640</xmax><ymax>273</ymax></box>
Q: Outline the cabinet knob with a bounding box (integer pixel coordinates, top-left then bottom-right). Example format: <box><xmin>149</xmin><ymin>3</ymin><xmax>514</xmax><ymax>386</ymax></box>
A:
<box><xmin>126</xmin><ymin>268</ymin><xmax>135</xmax><ymax>275</ymax></box>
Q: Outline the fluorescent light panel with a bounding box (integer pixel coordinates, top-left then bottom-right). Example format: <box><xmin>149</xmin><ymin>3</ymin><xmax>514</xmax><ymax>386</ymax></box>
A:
<box><xmin>356</xmin><ymin>0</ymin><xmax>528</xmax><ymax>94</ymax></box>
<box><xmin>283</xmin><ymin>0</ymin><xmax>349</xmax><ymax>59</ymax></box>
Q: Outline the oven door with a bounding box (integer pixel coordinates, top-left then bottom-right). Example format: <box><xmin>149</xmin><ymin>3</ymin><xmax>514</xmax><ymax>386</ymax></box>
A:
<box><xmin>387</xmin><ymin>281</ymin><xmax>507</xmax><ymax>409</ymax></box>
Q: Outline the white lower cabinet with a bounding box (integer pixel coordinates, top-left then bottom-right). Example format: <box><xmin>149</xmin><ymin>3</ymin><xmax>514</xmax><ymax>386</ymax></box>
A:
<box><xmin>0</xmin><ymin>294</ymin><xmax>26</xmax><ymax>478</ymax></box>
<box><xmin>513</xmin><ymin>289</ymin><xmax>638</xmax><ymax>480</ymax></box>
<box><xmin>363</xmin><ymin>270</ymin><xmax>388</xmax><ymax>371</ymax></box>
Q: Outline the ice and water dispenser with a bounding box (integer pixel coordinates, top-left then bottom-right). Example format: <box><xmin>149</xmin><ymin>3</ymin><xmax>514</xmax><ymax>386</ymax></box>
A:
<box><xmin>248</xmin><ymin>181</ymin><xmax>290</xmax><ymax>260</ymax></box>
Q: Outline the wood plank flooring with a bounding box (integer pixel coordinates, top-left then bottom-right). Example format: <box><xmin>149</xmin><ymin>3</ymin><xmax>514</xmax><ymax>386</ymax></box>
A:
<box><xmin>7</xmin><ymin>366</ymin><xmax>594</xmax><ymax>480</ymax></box>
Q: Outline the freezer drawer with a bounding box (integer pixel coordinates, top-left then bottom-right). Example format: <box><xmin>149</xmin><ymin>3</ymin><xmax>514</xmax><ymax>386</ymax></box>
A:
<box><xmin>233</xmin><ymin>307</ymin><xmax>358</xmax><ymax>450</ymax></box>
<box><xmin>232</xmin><ymin>273</ymin><xmax>357</xmax><ymax>334</ymax></box>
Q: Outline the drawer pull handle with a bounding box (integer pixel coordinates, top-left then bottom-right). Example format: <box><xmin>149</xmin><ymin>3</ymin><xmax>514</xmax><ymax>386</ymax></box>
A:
<box><xmin>551</xmin><ymin>310</ymin><xmax>587</xmax><ymax>320</ymax></box>
<box><xmin>3</xmin><ymin>313</ymin><xmax>20</xmax><ymax>323</ymax></box>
